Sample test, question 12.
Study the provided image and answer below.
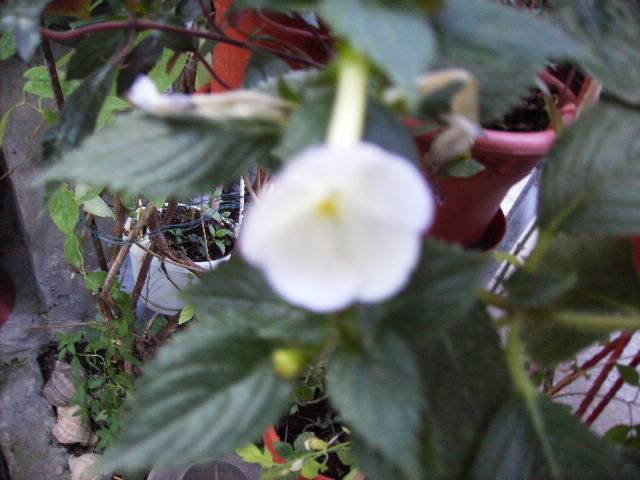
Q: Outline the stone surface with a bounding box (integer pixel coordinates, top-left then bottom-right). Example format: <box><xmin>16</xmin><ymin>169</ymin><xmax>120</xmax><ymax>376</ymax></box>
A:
<box><xmin>0</xmin><ymin>358</ymin><xmax>69</xmax><ymax>480</ymax></box>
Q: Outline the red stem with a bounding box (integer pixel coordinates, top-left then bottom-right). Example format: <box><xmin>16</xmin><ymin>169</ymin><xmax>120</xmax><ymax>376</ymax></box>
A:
<box><xmin>549</xmin><ymin>335</ymin><xmax>622</xmax><ymax>396</ymax></box>
<box><xmin>586</xmin><ymin>340</ymin><xmax>640</xmax><ymax>425</ymax></box>
<box><xmin>192</xmin><ymin>48</ymin><xmax>233</xmax><ymax>91</ymax></box>
<box><xmin>575</xmin><ymin>331</ymin><xmax>633</xmax><ymax>418</ymax></box>
<box><xmin>39</xmin><ymin>21</ymin><xmax>323</xmax><ymax>68</ymax></box>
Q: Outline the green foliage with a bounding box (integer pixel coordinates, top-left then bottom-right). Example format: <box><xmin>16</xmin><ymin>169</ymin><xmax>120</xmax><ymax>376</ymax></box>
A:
<box><xmin>0</xmin><ymin>32</ymin><xmax>16</xmax><ymax>59</ymax></box>
<box><xmin>66</xmin><ymin>31</ymin><xmax>127</xmax><ymax>81</ymax></box>
<box><xmin>548</xmin><ymin>0</ymin><xmax>640</xmax><ymax>105</ymax></box>
<box><xmin>433</xmin><ymin>0</ymin><xmax>584</xmax><ymax>121</ymax></box>
<box><xmin>472</xmin><ymin>394</ymin><xmax>640</xmax><ymax>479</ymax></box>
<box><xmin>103</xmin><ymin>325</ymin><xmax>294</xmax><ymax>473</ymax></box>
<box><xmin>319</xmin><ymin>0</ymin><xmax>435</xmax><ymax>87</ymax></box>
<box><xmin>42</xmin><ymin>115</ymin><xmax>280</xmax><ymax>198</ymax></box>
<box><xmin>56</xmin><ymin>311</ymin><xmax>138</xmax><ymax>451</ymax></box>
<box><xmin>539</xmin><ymin>100</ymin><xmax>640</xmax><ymax>236</ymax></box>
<box><xmin>328</xmin><ymin>334</ymin><xmax>424</xmax><ymax>480</ymax></box>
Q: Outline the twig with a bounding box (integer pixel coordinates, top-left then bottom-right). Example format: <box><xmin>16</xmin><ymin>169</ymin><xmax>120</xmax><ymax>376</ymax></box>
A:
<box><xmin>134</xmin><ymin>241</ymin><xmax>205</xmax><ymax>274</ymax></box>
<box><xmin>131</xmin><ymin>250</ymin><xmax>152</xmax><ymax>310</ymax></box>
<box><xmin>243</xmin><ymin>175</ymin><xmax>259</xmax><ymax>202</ymax></box>
<box><xmin>89</xmin><ymin>216</ymin><xmax>109</xmax><ymax>271</ymax></box>
<box><xmin>192</xmin><ymin>47</ymin><xmax>233</xmax><ymax>91</ymax></box>
<box><xmin>0</xmin><ymin>117</ymin><xmax>46</xmax><ymax>182</ymax></box>
<box><xmin>575</xmin><ymin>331</ymin><xmax>633</xmax><ymax>418</ymax></box>
<box><xmin>547</xmin><ymin>336</ymin><xmax>622</xmax><ymax>396</ymax></box>
<box><xmin>143</xmin><ymin>311</ymin><xmax>161</xmax><ymax>338</ymax></box>
<box><xmin>41</xmin><ymin>36</ymin><xmax>65</xmax><ymax>110</ymax></box>
<box><xmin>100</xmin><ymin>205</ymin><xmax>157</xmax><ymax>309</ymax></box>
<box><xmin>111</xmin><ymin>197</ymin><xmax>128</xmax><ymax>264</ymax></box>
<box><xmin>39</xmin><ymin>21</ymin><xmax>323</xmax><ymax>68</ymax></box>
<box><xmin>200</xmin><ymin>197</ymin><xmax>212</xmax><ymax>264</ymax></box>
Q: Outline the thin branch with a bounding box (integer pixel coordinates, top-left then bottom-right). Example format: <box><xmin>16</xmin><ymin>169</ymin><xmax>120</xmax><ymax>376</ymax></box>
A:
<box><xmin>40</xmin><ymin>21</ymin><xmax>323</xmax><ymax>68</ymax></box>
<box><xmin>133</xmin><ymin>241</ymin><xmax>205</xmax><ymax>275</ymax></box>
<box><xmin>41</xmin><ymin>36</ymin><xmax>65</xmax><ymax>110</ymax></box>
<box><xmin>131</xmin><ymin>250</ymin><xmax>152</xmax><ymax>310</ymax></box>
<box><xmin>89</xmin><ymin>216</ymin><xmax>109</xmax><ymax>271</ymax></box>
<box><xmin>111</xmin><ymin>197</ymin><xmax>128</xmax><ymax>264</ymax></box>
<box><xmin>192</xmin><ymin>47</ymin><xmax>233</xmax><ymax>91</ymax></box>
<box><xmin>0</xmin><ymin>117</ymin><xmax>46</xmax><ymax>182</ymax></box>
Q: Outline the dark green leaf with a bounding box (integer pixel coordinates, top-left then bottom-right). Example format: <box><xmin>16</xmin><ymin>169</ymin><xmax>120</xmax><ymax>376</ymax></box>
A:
<box><xmin>48</xmin><ymin>184</ymin><xmax>79</xmax><ymax>234</ymax></box>
<box><xmin>103</xmin><ymin>326</ymin><xmax>292</xmax><ymax>472</ymax></box>
<box><xmin>182</xmin><ymin>258</ymin><xmax>330</xmax><ymax>344</ymax></box>
<box><xmin>434</xmin><ymin>0</ymin><xmax>583</xmax><ymax>121</ymax></box>
<box><xmin>273</xmin><ymin>441</ymin><xmax>294</xmax><ymax>460</ymax></box>
<box><xmin>41</xmin><ymin>115</ymin><xmax>279</xmax><ymax>199</ymax></box>
<box><xmin>617</xmin><ymin>364</ymin><xmax>640</xmax><ymax>386</ymax></box>
<box><xmin>472</xmin><ymin>395</ymin><xmax>640</xmax><ymax>479</ymax></box>
<box><xmin>548</xmin><ymin>0</ymin><xmax>640</xmax><ymax>105</ymax></box>
<box><xmin>84</xmin><ymin>271</ymin><xmax>107</xmax><ymax>294</ymax></box>
<box><xmin>242</xmin><ymin>50</ymin><xmax>292</xmax><ymax>90</ymax></box>
<box><xmin>0</xmin><ymin>0</ymin><xmax>49</xmax><ymax>60</ymax></box>
<box><xmin>438</xmin><ymin>156</ymin><xmax>485</xmax><ymax>178</ymax></box>
<box><xmin>319</xmin><ymin>0</ymin><xmax>434</xmax><ymax>87</ymax></box>
<box><xmin>539</xmin><ymin>101</ymin><xmax>640</xmax><ymax>235</ymax></box>
<box><xmin>411</xmin><ymin>306</ymin><xmax>511</xmax><ymax>479</ymax></box>
<box><xmin>328</xmin><ymin>334</ymin><xmax>424</xmax><ymax>480</ymax></box>
<box><xmin>377</xmin><ymin>238</ymin><xmax>490</xmax><ymax>335</ymax></box>
<box><xmin>67</xmin><ymin>31</ymin><xmax>126</xmax><ymax>80</ymax></box>
<box><xmin>116</xmin><ymin>35</ymin><xmax>165</xmax><ymax>96</ymax></box>
<box><xmin>521</xmin><ymin>237</ymin><xmax>640</xmax><ymax>365</ymax></box>
<box><xmin>42</xmin><ymin>63</ymin><xmax>117</xmax><ymax>165</ymax></box>
<box><xmin>364</xmin><ymin>100</ymin><xmax>419</xmax><ymax>164</ymax></box>
<box><xmin>507</xmin><ymin>270</ymin><xmax>576</xmax><ymax>309</ymax></box>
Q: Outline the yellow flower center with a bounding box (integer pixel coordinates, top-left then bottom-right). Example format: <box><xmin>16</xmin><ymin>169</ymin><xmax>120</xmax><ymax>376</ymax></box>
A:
<box><xmin>315</xmin><ymin>197</ymin><xmax>340</xmax><ymax>218</ymax></box>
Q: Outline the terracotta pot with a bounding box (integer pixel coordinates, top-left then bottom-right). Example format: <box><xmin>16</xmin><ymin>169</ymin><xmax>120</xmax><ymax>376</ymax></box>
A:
<box><xmin>415</xmin><ymin>81</ymin><xmax>577</xmax><ymax>248</ymax></box>
<box><xmin>206</xmin><ymin>0</ymin><xmax>332</xmax><ymax>93</ymax></box>
<box><xmin>263</xmin><ymin>426</ymin><xmax>334</xmax><ymax>480</ymax></box>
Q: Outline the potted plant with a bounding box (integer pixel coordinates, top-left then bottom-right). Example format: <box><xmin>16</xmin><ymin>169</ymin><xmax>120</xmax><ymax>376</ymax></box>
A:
<box><xmin>128</xmin><ymin>198</ymin><xmax>241</xmax><ymax>316</ymax></box>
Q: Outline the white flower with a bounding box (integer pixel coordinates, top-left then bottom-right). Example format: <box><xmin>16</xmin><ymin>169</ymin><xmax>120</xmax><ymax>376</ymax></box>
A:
<box><xmin>127</xmin><ymin>75</ymin><xmax>289</xmax><ymax>122</ymax></box>
<box><xmin>240</xmin><ymin>142</ymin><xmax>435</xmax><ymax>313</ymax></box>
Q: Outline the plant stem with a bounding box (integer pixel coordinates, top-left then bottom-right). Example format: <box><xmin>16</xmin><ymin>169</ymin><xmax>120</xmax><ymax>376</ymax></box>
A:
<box><xmin>551</xmin><ymin>311</ymin><xmax>640</xmax><ymax>331</ymax></box>
<box><xmin>477</xmin><ymin>290</ymin><xmax>511</xmax><ymax>311</ymax></box>
<box><xmin>192</xmin><ymin>47</ymin><xmax>232</xmax><ymax>91</ymax></box>
<box><xmin>326</xmin><ymin>47</ymin><xmax>369</xmax><ymax>147</ymax></box>
<box><xmin>41</xmin><ymin>36</ymin><xmax>65</xmax><ymax>110</ymax></box>
<box><xmin>39</xmin><ymin>21</ymin><xmax>323</xmax><ymax>68</ymax></box>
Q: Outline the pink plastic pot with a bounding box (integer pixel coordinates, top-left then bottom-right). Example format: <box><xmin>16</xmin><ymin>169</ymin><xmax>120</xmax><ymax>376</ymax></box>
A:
<box><xmin>263</xmin><ymin>426</ymin><xmax>334</xmax><ymax>480</ymax></box>
<box><xmin>414</xmin><ymin>77</ymin><xmax>577</xmax><ymax>248</ymax></box>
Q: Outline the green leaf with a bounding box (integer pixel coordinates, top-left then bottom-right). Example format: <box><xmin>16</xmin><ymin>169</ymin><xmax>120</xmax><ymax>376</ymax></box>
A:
<box><xmin>319</xmin><ymin>0</ymin><xmax>435</xmax><ymax>87</ymax></box>
<box><xmin>521</xmin><ymin>236</ymin><xmax>640</xmax><ymax>365</ymax></box>
<box><xmin>148</xmin><ymin>49</ymin><xmax>188</xmax><ymax>93</ymax></box>
<box><xmin>548</xmin><ymin>0</ymin><xmax>640</xmax><ymax>105</ymax></box>
<box><xmin>116</xmin><ymin>35</ymin><xmax>165</xmax><ymax>96</ymax></box>
<box><xmin>0</xmin><ymin>99</ymin><xmax>25</xmax><ymax>146</ymax></box>
<box><xmin>328</xmin><ymin>334</ymin><xmax>424</xmax><ymax>480</ymax></box>
<box><xmin>84</xmin><ymin>271</ymin><xmax>107</xmax><ymax>294</ymax></box>
<box><xmin>0</xmin><ymin>32</ymin><xmax>16</xmax><ymax>60</ymax></box>
<box><xmin>539</xmin><ymin>101</ymin><xmax>640</xmax><ymax>235</ymax></box>
<box><xmin>42</xmin><ymin>63</ymin><xmax>117</xmax><ymax>164</ymax></box>
<box><xmin>236</xmin><ymin>444</ymin><xmax>275</xmax><ymax>468</ymax></box>
<box><xmin>364</xmin><ymin>100</ymin><xmax>419</xmax><ymax>164</ymax></box>
<box><xmin>49</xmin><ymin>184</ymin><xmax>79</xmax><ymax>234</ymax></box>
<box><xmin>0</xmin><ymin>0</ymin><xmax>49</xmax><ymax>60</ymax></box>
<box><xmin>377</xmin><ymin>238</ymin><xmax>490</xmax><ymax>335</ymax></box>
<box><xmin>41</xmin><ymin>115</ymin><xmax>279</xmax><ymax>199</ymax></box>
<box><xmin>66</xmin><ymin>31</ymin><xmax>127</xmax><ymax>80</ymax></box>
<box><xmin>96</xmin><ymin>95</ymin><xmax>132</xmax><ymax>130</ymax></box>
<box><xmin>177</xmin><ymin>304</ymin><xmax>195</xmax><ymax>325</ymax></box>
<box><xmin>411</xmin><ymin>306</ymin><xmax>511</xmax><ymax>479</ymax></box>
<box><xmin>103</xmin><ymin>327</ymin><xmax>293</xmax><ymax>472</ymax></box>
<box><xmin>438</xmin><ymin>156</ymin><xmax>485</xmax><ymax>178</ymax></box>
<box><xmin>273</xmin><ymin>441</ymin><xmax>294</xmax><ymax>460</ymax></box>
<box><xmin>434</xmin><ymin>0</ymin><xmax>583</xmax><ymax>121</ymax></box>
<box><xmin>242</xmin><ymin>50</ymin><xmax>292</xmax><ymax>90</ymax></box>
<box><xmin>472</xmin><ymin>395</ymin><xmax>640</xmax><ymax>479</ymax></box>
<box><xmin>617</xmin><ymin>364</ymin><xmax>640</xmax><ymax>387</ymax></box>
<box><xmin>182</xmin><ymin>258</ymin><xmax>329</xmax><ymax>344</ymax></box>
<box><xmin>507</xmin><ymin>270</ymin><xmax>576</xmax><ymax>309</ymax></box>
<box><xmin>300</xmin><ymin>458</ymin><xmax>322</xmax><ymax>479</ymax></box>
<box><xmin>64</xmin><ymin>233</ymin><xmax>84</xmax><ymax>268</ymax></box>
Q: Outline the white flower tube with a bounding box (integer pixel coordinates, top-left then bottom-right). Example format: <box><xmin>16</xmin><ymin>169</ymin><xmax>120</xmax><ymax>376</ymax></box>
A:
<box><xmin>240</xmin><ymin>142</ymin><xmax>435</xmax><ymax>313</ymax></box>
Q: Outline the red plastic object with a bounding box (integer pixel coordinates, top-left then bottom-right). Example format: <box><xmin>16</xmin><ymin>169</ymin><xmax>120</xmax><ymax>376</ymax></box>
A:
<box><xmin>207</xmin><ymin>0</ymin><xmax>332</xmax><ymax>93</ymax></box>
<box><xmin>415</xmin><ymin>101</ymin><xmax>577</xmax><ymax>249</ymax></box>
<box><xmin>263</xmin><ymin>426</ymin><xmax>334</xmax><ymax>480</ymax></box>
<box><xmin>0</xmin><ymin>268</ymin><xmax>15</xmax><ymax>328</ymax></box>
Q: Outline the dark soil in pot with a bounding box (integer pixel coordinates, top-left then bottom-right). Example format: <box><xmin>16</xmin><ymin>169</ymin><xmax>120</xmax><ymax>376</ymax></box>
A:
<box><xmin>158</xmin><ymin>206</ymin><xmax>236</xmax><ymax>262</ymax></box>
<box><xmin>276</xmin><ymin>399</ymin><xmax>350</xmax><ymax>479</ymax></box>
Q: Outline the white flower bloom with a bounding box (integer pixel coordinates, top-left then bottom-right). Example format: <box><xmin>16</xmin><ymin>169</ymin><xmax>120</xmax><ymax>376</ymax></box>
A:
<box><xmin>127</xmin><ymin>75</ymin><xmax>289</xmax><ymax>122</ymax></box>
<box><xmin>240</xmin><ymin>142</ymin><xmax>435</xmax><ymax>313</ymax></box>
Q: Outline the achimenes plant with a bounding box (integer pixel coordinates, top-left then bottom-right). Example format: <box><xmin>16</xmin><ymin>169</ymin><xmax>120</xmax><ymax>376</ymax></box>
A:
<box><xmin>4</xmin><ymin>0</ymin><xmax>640</xmax><ymax>478</ymax></box>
